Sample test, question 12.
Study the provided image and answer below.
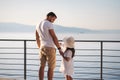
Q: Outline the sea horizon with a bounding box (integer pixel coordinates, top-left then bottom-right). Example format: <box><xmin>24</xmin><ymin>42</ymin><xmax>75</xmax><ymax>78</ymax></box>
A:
<box><xmin>0</xmin><ymin>32</ymin><xmax>120</xmax><ymax>41</ymax></box>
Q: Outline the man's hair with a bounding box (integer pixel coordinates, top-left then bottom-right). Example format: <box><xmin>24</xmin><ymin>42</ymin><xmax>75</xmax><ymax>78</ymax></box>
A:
<box><xmin>47</xmin><ymin>12</ymin><xmax>57</xmax><ymax>18</ymax></box>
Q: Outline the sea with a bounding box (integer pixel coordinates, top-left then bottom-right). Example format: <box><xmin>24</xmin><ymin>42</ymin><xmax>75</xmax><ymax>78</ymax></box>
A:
<box><xmin>0</xmin><ymin>32</ymin><xmax>120</xmax><ymax>80</ymax></box>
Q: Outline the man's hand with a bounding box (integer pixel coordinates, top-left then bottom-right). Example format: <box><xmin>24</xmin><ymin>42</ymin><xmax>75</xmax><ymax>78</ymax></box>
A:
<box><xmin>59</xmin><ymin>49</ymin><xmax>64</xmax><ymax>57</ymax></box>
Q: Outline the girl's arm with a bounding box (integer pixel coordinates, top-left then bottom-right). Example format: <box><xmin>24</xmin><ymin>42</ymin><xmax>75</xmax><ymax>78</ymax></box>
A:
<box><xmin>63</xmin><ymin>56</ymin><xmax>70</xmax><ymax>62</ymax></box>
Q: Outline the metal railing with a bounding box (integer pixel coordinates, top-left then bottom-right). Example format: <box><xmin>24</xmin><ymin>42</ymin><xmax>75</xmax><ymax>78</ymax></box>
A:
<box><xmin>0</xmin><ymin>39</ymin><xmax>120</xmax><ymax>80</ymax></box>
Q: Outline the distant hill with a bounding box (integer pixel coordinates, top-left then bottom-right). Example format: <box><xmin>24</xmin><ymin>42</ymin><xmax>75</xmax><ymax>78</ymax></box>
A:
<box><xmin>0</xmin><ymin>22</ymin><xmax>120</xmax><ymax>34</ymax></box>
<box><xmin>0</xmin><ymin>22</ymin><xmax>35</xmax><ymax>32</ymax></box>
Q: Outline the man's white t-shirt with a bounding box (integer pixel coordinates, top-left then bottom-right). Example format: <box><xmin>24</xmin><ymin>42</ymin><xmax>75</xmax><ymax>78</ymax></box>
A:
<box><xmin>36</xmin><ymin>20</ymin><xmax>55</xmax><ymax>48</ymax></box>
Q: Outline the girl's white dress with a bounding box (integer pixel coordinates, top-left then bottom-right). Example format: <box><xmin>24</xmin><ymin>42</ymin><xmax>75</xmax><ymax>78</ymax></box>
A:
<box><xmin>59</xmin><ymin>50</ymin><xmax>74</xmax><ymax>76</ymax></box>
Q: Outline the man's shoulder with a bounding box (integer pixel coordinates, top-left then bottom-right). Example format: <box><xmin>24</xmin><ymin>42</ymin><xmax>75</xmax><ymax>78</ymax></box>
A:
<box><xmin>44</xmin><ymin>20</ymin><xmax>53</xmax><ymax>28</ymax></box>
<box><xmin>42</xmin><ymin>20</ymin><xmax>49</xmax><ymax>23</ymax></box>
<box><xmin>44</xmin><ymin>20</ymin><xmax>52</xmax><ymax>25</ymax></box>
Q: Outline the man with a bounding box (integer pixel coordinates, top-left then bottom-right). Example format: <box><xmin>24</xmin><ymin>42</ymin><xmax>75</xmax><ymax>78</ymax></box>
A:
<box><xmin>36</xmin><ymin>12</ymin><xmax>63</xmax><ymax>80</ymax></box>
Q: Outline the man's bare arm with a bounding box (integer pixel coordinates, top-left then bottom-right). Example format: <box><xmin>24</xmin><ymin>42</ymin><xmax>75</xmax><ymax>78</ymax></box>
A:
<box><xmin>49</xmin><ymin>29</ymin><xmax>64</xmax><ymax>56</ymax></box>
<box><xmin>49</xmin><ymin>29</ymin><xmax>60</xmax><ymax>49</ymax></box>
<box><xmin>36</xmin><ymin>30</ymin><xmax>40</xmax><ymax>48</ymax></box>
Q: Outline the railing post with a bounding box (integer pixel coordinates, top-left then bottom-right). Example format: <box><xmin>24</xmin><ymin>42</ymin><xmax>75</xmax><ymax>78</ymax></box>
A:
<box><xmin>100</xmin><ymin>41</ymin><xmax>103</xmax><ymax>80</ymax></box>
<box><xmin>24</xmin><ymin>40</ymin><xmax>27</xmax><ymax>80</ymax></box>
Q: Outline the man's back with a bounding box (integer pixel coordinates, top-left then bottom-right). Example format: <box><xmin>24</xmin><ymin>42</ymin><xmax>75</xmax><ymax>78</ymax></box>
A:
<box><xmin>36</xmin><ymin>20</ymin><xmax>55</xmax><ymax>48</ymax></box>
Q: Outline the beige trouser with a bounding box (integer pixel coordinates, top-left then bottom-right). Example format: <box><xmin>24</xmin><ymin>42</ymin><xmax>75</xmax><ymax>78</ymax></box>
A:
<box><xmin>39</xmin><ymin>46</ymin><xmax>56</xmax><ymax>69</ymax></box>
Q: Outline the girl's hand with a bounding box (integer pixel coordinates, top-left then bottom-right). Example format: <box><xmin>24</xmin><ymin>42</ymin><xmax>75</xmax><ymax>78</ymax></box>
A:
<box><xmin>59</xmin><ymin>49</ymin><xmax>64</xmax><ymax>57</ymax></box>
<box><xmin>59</xmin><ymin>43</ymin><xmax>62</xmax><ymax>46</ymax></box>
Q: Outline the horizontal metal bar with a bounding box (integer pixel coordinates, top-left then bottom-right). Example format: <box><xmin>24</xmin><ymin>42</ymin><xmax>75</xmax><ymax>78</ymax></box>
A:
<box><xmin>26</xmin><ymin>75</ymin><xmax>62</xmax><ymax>79</ymax></box>
<box><xmin>0</xmin><ymin>39</ymin><xmax>34</xmax><ymax>41</ymax></box>
<box><xmin>0</xmin><ymin>58</ymin><xmax>24</xmax><ymax>60</ymax></box>
<box><xmin>26</xmin><ymin>59</ymin><xmax>101</xmax><ymax>62</ymax></box>
<box><xmin>1</xmin><ymin>48</ymin><xmax>120</xmax><ymax>52</ymax></box>
<box><xmin>0</xmin><ymin>68</ymin><xmax>24</xmax><ymax>71</ymax></box>
<box><xmin>72</xmin><ymin>61</ymin><xmax>120</xmax><ymax>63</ymax></box>
<box><xmin>22</xmin><ymin>53</ymin><xmax>101</xmax><ymax>56</ymax></box>
<box><xmin>27</xmin><ymin>70</ymin><xmax>100</xmax><ymax>75</ymax></box>
<box><xmin>103</xmin><ymin>55</ymin><xmax>120</xmax><ymax>57</ymax></box>
<box><xmin>0</xmin><ymin>73</ymin><xmax>24</xmax><ymax>76</ymax></box>
<box><xmin>103</xmin><ymin>49</ymin><xmax>120</xmax><ymax>51</ymax></box>
<box><xmin>1</xmin><ymin>65</ymin><xmax>120</xmax><ymax>70</ymax></box>
<box><xmin>103</xmin><ymin>73</ymin><xmax>120</xmax><ymax>76</ymax></box>
<box><xmin>0</xmin><ymin>53</ymin><xmax>24</xmax><ymax>54</ymax></box>
<box><xmin>1</xmin><ymin>52</ymin><xmax>120</xmax><ymax>57</ymax></box>
<box><xmin>0</xmin><ymin>39</ymin><xmax>120</xmax><ymax>42</ymax></box>
<box><xmin>73</xmin><ymin>78</ymin><xmax>101</xmax><ymax>80</ymax></box>
<box><xmin>74</xmin><ymin>66</ymin><xmax>100</xmax><ymax>68</ymax></box>
<box><xmin>75</xmin><ymin>49</ymin><xmax>101</xmax><ymax>51</ymax></box>
<box><xmin>0</xmin><ymin>67</ymin><xmax>120</xmax><ymax>72</ymax></box>
<box><xmin>27</xmin><ymin>75</ymin><xmax>100</xmax><ymax>80</ymax></box>
<box><xmin>25</xmin><ymin>48</ymin><xmax>38</xmax><ymax>49</ymax></box>
<box><xmin>74</xmin><ymin>61</ymin><xmax>100</xmax><ymax>62</ymax></box>
<box><xmin>75</xmin><ymin>40</ymin><xmax>120</xmax><ymax>42</ymax></box>
<box><xmin>103</xmin><ymin>67</ymin><xmax>120</xmax><ymax>70</ymax></box>
<box><xmin>0</xmin><ymin>60</ymin><xmax>119</xmax><ymax>65</ymax></box>
<box><xmin>103</xmin><ymin>61</ymin><xmax>120</xmax><ymax>63</ymax></box>
<box><xmin>75</xmin><ymin>55</ymin><xmax>100</xmax><ymax>57</ymax></box>
<box><xmin>76</xmin><ymin>49</ymin><xmax>120</xmax><ymax>51</ymax></box>
<box><xmin>28</xmin><ymin>74</ymin><xmax>99</xmax><ymax>80</ymax></box>
<box><xmin>0</xmin><ymin>52</ymin><xmax>116</xmax><ymax>57</ymax></box>
<box><xmin>0</xmin><ymin>59</ymin><xmax>119</xmax><ymax>64</ymax></box>
<box><xmin>0</xmin><ymin>63</ymin><xmax>24</xmax><ymax>65</ymax></box>
<box><xmin>75</xmin><ymin>72</ymin><xmax>100</xmax><ymax>74</ymax></box>
<box><xmin>0</xmin><ymin>47</ymin><xmax>24</xmax><ymax>49</ymax></box>
<box><xmin>26</xmin><ymin>64</ymin><xmax>39</xmax><ymax>66</ymax></box>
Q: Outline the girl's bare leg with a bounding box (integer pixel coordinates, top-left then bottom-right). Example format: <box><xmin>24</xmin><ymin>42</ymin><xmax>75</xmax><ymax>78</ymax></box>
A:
<box><xmin>66</xmin><ymin>75</ymin><xmax>72</xmax><ymax>80</ymax></box>
<box><xmin>69</xmin><ymin>76</ymin><xmax>73</xmax><ymax>80</ymax></box>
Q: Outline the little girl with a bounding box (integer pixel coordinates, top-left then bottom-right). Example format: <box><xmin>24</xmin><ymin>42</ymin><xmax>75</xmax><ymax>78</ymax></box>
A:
<box><xmin>59</xmin><ymin>36</ymin><xmax>75</xmax><ymax>80</ymax></box>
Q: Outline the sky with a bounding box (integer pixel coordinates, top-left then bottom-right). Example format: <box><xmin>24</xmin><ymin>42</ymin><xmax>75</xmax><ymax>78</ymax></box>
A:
<box><xmin>0</xmin><ymin>0</ymin><xmax>120</xmax><ymax>30</ymax></box>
